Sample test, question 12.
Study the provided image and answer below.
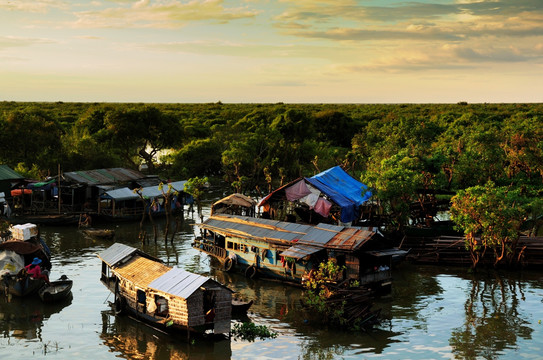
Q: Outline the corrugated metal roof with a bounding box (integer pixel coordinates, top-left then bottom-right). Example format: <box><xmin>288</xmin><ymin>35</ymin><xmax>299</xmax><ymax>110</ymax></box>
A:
<box><xmin>199</xmin><ymin>215</ymin><xmax>310</xmax><ymax>244</ymax></box>
<box><xmin>325</xmin><ymin>227</ymin><xmax>375</xmax><ymax>251</ymax></box>
<box><xmin>298</xmin><ymin>224</ymin><xmax>343</xmax><ymax>246</ymax></box>
<box><xmin>0</xmin><ymin>165</ymin><xmax>23</xmax><ymax>181</ymax></box>
<box><xmin>64</xmin><ymin>168</ymin><xmax>145</xmax><ymax>185</ymax></box>
<box><xmin>198</xmin><ymin>215</ymin><xmax>380</xmax><ymax>252</ymax></box>
<box><xmin>170</xmin><ymin>181</ymin><xmax>187</xmax><ymax>192</ymax></box>
<box><xmin>148</xmin><ymin>267</ymin><xmax>209</xmax><ymax>299</ymax></box>
<box><xmin>102</xmin><ymin>187</ymin><xmax>140</xmax><ymax>201</ymax></box>
<box><xmin>97</xmin><ymin>243</ymin><xmax>139</xmax><ymax>266</ymax></box>
<box><xmin>280</xmin><ymin>244</ymin><xmax>323</xmax><ymax>259</ymax></box>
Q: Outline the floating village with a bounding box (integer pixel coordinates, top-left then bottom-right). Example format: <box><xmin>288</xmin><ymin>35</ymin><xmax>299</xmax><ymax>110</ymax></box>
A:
<box><xmin>1</xmin><ymin>164</ymin><xmax>543</xmax><ymax>341</ymax></box>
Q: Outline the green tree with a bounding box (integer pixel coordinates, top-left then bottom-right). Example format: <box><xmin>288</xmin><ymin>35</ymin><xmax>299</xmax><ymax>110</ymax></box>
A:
<box><xmin>184</xmin><ymin>177</ymin><xmax>209</xmax><ymax>221</ymax></box>
<box><xmin>0</xmin><ymin>108</ymin><xmax>63</xmax><ymax>175</ymax></box>
<box><xmin>450</xmin><ymin>181</ymin><xmax>533</xmax><ymax>268</ymax></box>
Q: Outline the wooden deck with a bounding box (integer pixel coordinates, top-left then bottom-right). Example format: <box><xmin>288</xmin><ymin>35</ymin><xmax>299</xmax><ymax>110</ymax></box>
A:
<box><xmin>399</xmin><ymin>235</ymin><xmax>543</xmax><ymax>268</ymax></box>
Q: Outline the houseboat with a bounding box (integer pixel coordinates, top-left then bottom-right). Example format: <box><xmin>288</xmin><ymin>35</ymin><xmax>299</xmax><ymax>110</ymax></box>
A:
<box><xmin>193</xmin><ymin>214</ymin><xmax>406</xmax><ymax>292</ymax></box>
<box><xmin>97</xmin><ymin>243</ymin><xmax>233</xmax><ymax>338</ymax></box>
<box><xmin>0</xmin><ymin>223</ymin><xmax>52</xmax><ymax>297</ymax></box>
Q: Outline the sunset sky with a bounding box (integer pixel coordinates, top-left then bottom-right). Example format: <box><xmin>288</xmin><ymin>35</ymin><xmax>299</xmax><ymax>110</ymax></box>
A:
<box><xmin>1</xmin><ymin>0</ymin><xmax>542</xmax><ymax>103</ymax></box>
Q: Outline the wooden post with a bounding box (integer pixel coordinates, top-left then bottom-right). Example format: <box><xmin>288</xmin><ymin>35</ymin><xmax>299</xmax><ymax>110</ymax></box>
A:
<box><xmin>58</xmin><ymin>164</ymin><xmax>61</xmax><ymax>214</ymax></box>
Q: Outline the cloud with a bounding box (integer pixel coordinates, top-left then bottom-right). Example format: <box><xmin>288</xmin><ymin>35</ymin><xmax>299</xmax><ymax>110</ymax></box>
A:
<box><xmin>71</xmin><ymin>0</ymin><xmax>261</xmax><ymax>29</ymax></box>
<box><xmin>0</xmin><ymin>0</ymin><xmax>69</xmax><ymax>13</ymax></box>
<box><xmin>0</xmin><ymin>35</ymin><xmax>55</xmax><ymax>49</ymax></box>
<box><xmin>142</xmin><ymin>39</ymin><xmax>337</xmax><ymax>59</ymax></box>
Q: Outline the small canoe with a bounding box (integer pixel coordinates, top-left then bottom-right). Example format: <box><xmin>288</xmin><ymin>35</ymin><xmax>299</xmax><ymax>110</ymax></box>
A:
<box><xmin>232</xmin><ymin>298</ymin><xmax>253</xmax><ymax>315</ymax></box>
<box><xmin>39</xmin><ymin>276</ymin><xmax>73</xmax><ymax>302</ymax></box>
<box><xmin>82</xmin><ymin>228</ymin><xmax>115</xmax><ymax>239</ymax></box>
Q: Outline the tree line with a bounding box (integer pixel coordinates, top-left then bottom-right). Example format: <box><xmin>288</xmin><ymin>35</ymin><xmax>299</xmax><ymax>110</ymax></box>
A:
<box><xmin>1</xmin><ymin>101</ymin><xmax>542</xmax><ymax>267</ymax></box>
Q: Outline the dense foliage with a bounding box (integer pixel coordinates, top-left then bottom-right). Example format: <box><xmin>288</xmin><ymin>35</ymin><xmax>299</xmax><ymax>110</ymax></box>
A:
<box><xmin>1</xmin><ymin>101</ymin><xmax>542</xmax><ymax>265</ymax></box>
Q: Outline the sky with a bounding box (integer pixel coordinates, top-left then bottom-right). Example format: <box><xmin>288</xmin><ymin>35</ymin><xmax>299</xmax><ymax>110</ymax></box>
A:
<box><xmin>1</xmin><ymin>0</ymin><xmax>542</xmax><ymax>103</ymax></box>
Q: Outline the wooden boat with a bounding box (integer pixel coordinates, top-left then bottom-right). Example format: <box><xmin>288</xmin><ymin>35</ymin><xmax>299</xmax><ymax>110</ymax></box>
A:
<box><xmin>231</xmin><ymin>298</ymin><xmax>253</xmax><ymax>315</ymax></box>
<box><xmin>8</xmin><ymin>214</ymin><xmax>80</xmax><ymax>226</ymax></box>
<box><xmin>98</xmin><ymin>243</ymin><xmax>233</xmax><ymax>339</ymax></box>
<box><xmin>0</xmin><ymin>225</ymin><xmax>52</xmax><ymax>297</ymax></box>
<box><xmin>1</xmin><ymin>272</ymin><xmax>46</xmax><ymax>297</ymax></box>
<box><xmin>38</xmin><ymin>276</ymin><xmax>73</xmax><ymax>302</ymax></box>
<box><xmin>82</xmin><ymin>228</ymin><xmax>115</xmax><ymax>239</ymax></box>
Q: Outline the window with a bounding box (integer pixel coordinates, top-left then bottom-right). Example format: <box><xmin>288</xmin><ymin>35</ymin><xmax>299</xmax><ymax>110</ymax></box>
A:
<box><xmin>154</xmin><ymin>295</ymin><xmax>169</xmax><ymax>317</ymax></box>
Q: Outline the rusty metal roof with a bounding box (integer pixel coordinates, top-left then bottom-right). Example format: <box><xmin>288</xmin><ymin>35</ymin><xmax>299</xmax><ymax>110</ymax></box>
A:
<box><xmin>198</xmin><ymin>215</ymin><xmax>381</xmax><ymax>251</ymax></box>
<box><xmin>199</xmin><ymin>215</ymin><xmax>311</xmax><ymax>244</ymax></box>
<box><xmin>324</xmin><ymin>227</ymin><xmax>377</xmax><ymax>251</ymax></box>
<box><xmin>64</xmin><ymin>168</ymin><xmax>146</xmax><ymax>185</ymax></box>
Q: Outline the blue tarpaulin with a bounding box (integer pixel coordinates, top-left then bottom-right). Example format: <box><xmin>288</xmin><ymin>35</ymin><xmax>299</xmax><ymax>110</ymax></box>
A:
<box><xmin>305</xmin><ymin>166</ymin><xmax>372</xmax><ymax>223</ymax></box>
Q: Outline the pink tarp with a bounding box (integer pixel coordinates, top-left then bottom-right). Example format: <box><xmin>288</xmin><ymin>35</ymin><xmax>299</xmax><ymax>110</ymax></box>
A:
<box><xmin>285</xmin><ymin>180</ymin><xmax>311</xmax><ymax>201</ymax></box>
<box><xmin>314</xmin><ymin>198</ymin><xmax>332</xmax><ymax>218</ymax></box>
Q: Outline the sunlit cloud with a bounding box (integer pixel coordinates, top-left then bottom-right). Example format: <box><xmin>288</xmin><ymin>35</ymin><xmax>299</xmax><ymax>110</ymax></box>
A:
<box><xmin>0</xmin><ymin>0</ymin><xmax>69</xmax><ymax>13</ymax></box>
<box><xmin>71</xmin><ymin>0</ymin><xmax>261</xmax><ymax>29</ymax></box>
<box><xmin>0</xmin><ymin>35</ymin><xmax>55</xmax><ymax>49</ymax></box>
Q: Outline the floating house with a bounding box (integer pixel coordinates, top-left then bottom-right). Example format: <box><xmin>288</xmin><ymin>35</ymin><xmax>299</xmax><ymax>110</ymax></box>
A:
<box><xmin>193</xmin><ymin>214</ymin><xmax>406</xmax><ymax>292</ymax></box>
<box><xmin>211</xmin><ymin>193</ymin><xmax>257</xmax><ymax>217</ymax></box>
<box><xmin>98</xmin><ymin>243</ymin><xmax>232</xmax><ymax>338</ymax></box>
<box><xmin>97</xmin><ymin>181</ymin><xmax>189</xmax><ymax>221</ymax></box>
<box><xmin>258</xmin><ymin>166</ymin><xmax>373</xmax><ymax>226</ymax></box>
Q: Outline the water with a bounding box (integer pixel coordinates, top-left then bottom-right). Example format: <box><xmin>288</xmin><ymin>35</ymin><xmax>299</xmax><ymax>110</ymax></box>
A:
<box><xmin>1</xmin><ymin>204</ymin><xmax>543</xmax><ymax>359</ymax></box>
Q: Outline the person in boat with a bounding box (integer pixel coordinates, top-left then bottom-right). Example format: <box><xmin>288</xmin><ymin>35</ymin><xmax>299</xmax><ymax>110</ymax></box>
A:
<box><xmin>80</xmin><ymin>213</ymin><xmax>92</xmax><ymax>227</ymax></box>
<box><xmin>24</xmin><ymin>257</ymin><xmax>50</xmax><ymax>284</ymax></box>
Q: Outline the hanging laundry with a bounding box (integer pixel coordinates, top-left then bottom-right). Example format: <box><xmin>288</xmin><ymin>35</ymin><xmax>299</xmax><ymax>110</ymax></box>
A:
<box><xmin>314</xmin><ymin>197</ymin><xmax>332</xmax><ymax>218</ymax></box>
<box><xmin>285</xmin><ymin>180</ymin><xmax>311</xmax><ymax>201</ymax></box>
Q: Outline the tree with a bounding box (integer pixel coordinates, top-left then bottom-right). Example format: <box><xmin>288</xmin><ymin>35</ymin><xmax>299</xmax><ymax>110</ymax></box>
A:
<box><xmin>184</xmin><ymin>177</ymin><xmax>209</xmax><ymax>221</ymax></box>
<box><xmin>103</xmin><ymin>105</ymin><xmax>181</xmax><ymax>172</ymax></box>
<box><xmin>0</xmin><ymin>108</ymin><xmax>63</xmax><ymax>174</ymax></box>
<box><xmin>450</xmin><ymin>181</ymin><xmax>534</xmax><ymax>268</ymax></box>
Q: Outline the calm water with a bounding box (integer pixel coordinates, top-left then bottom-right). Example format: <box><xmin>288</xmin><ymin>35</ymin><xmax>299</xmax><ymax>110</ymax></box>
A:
<box><xmin>1</xmin><ymin>200</ymin><xmax>543</xmax><ymax>359</ymax></box>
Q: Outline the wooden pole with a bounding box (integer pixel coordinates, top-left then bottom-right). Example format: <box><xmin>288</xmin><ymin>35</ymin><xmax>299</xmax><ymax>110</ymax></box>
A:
<box><xmin>58</xmin><ymin>164</ymin><xmax>61</xmax><ymax>214</ymax></box>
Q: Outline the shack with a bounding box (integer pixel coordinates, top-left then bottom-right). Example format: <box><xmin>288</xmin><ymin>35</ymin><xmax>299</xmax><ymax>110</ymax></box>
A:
<box><xmin>98</xmin><ymin>243</ymin><xmax>232</xmax><ymax>337</ymax></box>
<box><xmin>97</xmin><ymin>181</ymin><xmax>188</xmax><ymax>221</ymax></box>
<box><xmin>258</xmin><ymin>166</ymin><xmax>373</xmax><ymax>226</ymax></box>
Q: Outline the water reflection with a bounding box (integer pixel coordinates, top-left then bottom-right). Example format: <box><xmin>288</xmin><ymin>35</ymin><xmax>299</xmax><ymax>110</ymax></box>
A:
<box><xmin>450</xmin><ymin>272</ymin><xmax>534</xmax><ymax>359</ymax></box>
<box><xmin>100</xmin><ymin>310</ymin><xmax>232</xmax><ymax>360</ymax></box>
<box><xmin>0</xmin><ymin>293</ymin><xmax>72</xmax><ymax>341</ymax></box>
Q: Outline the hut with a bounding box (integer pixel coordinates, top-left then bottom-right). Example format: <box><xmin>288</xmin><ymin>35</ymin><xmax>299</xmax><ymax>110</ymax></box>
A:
<box><xmin>258</xmin><ymin>166</ymin><xmax>373</xmax><ymax>226</ymax></box>
<box><xmin>97</xmin><ymin>243</ymin><xmax>232</xmax><ymax>338</ymax></box>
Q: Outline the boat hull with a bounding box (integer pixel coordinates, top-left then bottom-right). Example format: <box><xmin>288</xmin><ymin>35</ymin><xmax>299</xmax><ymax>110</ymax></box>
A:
<box><xmin>38</xmin><ymin>278</ymin><xmax>73</xmax><ymax>302</ymax></box>
<box><xmin>0</xmin><ymin>274</ymin><xmax>46</xmax><ymax>297</ymax></box>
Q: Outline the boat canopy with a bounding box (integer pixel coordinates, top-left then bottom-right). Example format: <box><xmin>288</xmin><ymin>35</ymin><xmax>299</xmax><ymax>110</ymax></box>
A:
<box><xmin>101</xmin><ymin>187</ymin><xmax>139</xmax><ymax>202</ymax></box>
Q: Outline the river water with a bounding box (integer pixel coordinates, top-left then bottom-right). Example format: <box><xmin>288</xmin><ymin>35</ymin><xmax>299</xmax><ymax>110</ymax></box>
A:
<box><xmin>1</xmin><ymin>197</ymin><xmax>543</xmax><ymax>360</ymax></box>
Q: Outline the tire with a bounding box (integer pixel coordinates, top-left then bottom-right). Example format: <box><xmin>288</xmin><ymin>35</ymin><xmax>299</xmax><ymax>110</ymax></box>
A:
<box><xmin>224</xmin><ymin>258</ymin><xmax>234</xmax><ymax>272</ymax></box>
<box><xmin>114</xmin><ymin>294</ymin><xmax>126</xmax><ymax>315</ymax></box>
<box><xmin>245</xmin><ymin>265</ymin><xmax>257</xmax><ymax>279</ymax></box>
